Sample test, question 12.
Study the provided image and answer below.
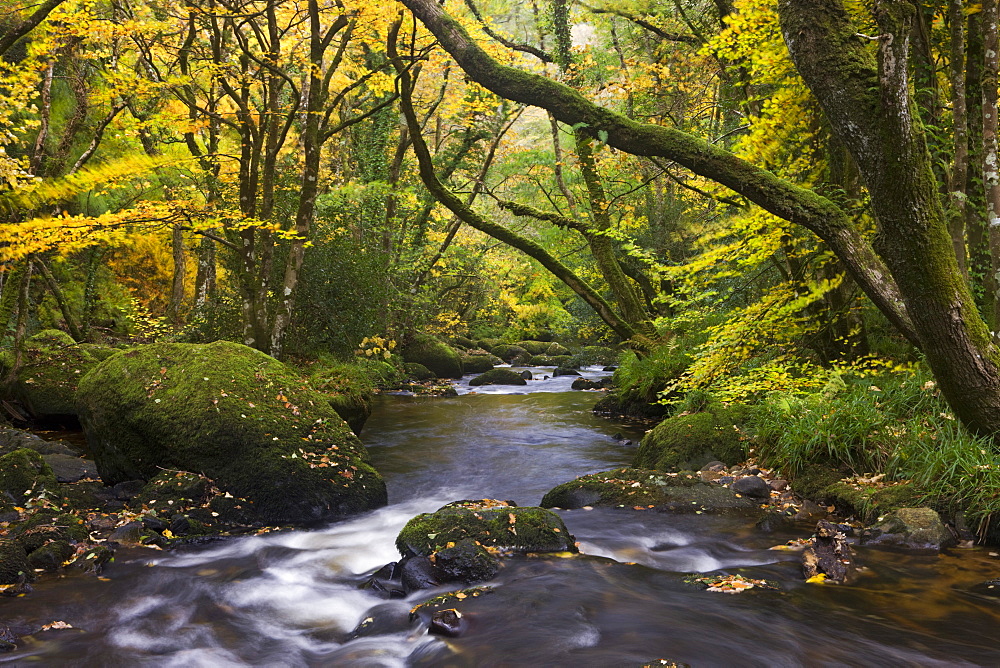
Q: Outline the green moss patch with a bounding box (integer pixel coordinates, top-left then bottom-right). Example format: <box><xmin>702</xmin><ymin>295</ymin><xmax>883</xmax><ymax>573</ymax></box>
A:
<box><xmin>402</xmin><ymin>335</ymin><xmax>463</xmax><ymax>379</ymax></box>
<box><xmin>468</xmin><ymin>369</ymin><xmax>527</xmax><ymax>387</ymax></box>
<box><xmin>541</xmin><ymin>467</ymin><xmax>759</xmax><ymax>513</ymax></box>
<box><xmin>395</xmin><ymin>500</ymin><xmax>576</xmax><ymax>558</ymax></box>
<box><xmin>634</xmin><ymin>405</ymin><xmax>748</xmax><ymax>472</ymax></box>
<box><xmin>7</xmin><ymin>330</ymin><xmax>101</xmax><ymax>418</ymax></box>
<box><xmin>0</xmin><ymin>449</ymin><xmax>58</xmax><ymax>505</ymax></box>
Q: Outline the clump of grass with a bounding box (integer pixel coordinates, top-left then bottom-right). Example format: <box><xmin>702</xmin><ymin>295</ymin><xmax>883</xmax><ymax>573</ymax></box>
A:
<box><xmin>752</xmin><ymin>365</ymin><xmax>1000</xmax><ymax>527</ymax></box>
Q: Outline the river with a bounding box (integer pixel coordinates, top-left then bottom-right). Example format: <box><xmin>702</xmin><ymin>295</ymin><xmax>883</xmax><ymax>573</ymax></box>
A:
<box><xmin>2</xmin><ymin>367</ymin><xmax>999</xmax><ymax>666</ymax></box>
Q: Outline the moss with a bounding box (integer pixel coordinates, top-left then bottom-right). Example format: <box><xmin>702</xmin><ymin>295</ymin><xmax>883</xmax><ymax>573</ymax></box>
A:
<box><xmin>787</xmin><ymin>464</ymin><xmax>844</xmax><ymax>501</ymax></box>
<box><xmin>305</xmin><ymin>359</ymin><xmax>380</xmax><ymax>434</ymax></box>
<box><xmin>818</xmin><ymin>480</ymin><xmax>924</xmax><ymax>523</ymax></box>
<box><xmin>0</xmin><ymin>449</ymin><xmax>58</xmax><ymax>504</ymax></box>
<box><xmin>134</xmin><ymin>471</ymin><xmax>214</xmax><ymax>509</ymax></box>
<box><xmin>402</xmin><ymin>335</ymin><xmax>464</xmax><ymax>379</ymax></box>
<box><xmin>514</xmin><ymin>341</ymin><xmax>551</xmax><ymax>355</ymax></box>
<box><xmin>549</xmin><ymin>355</ymin><xmax>573</xmax><ymax>367</ymax></box>
<box><xmin>395</xmin><ymin>500</ymin><xmax>576</xmax><ymax>557</ymax></box>
<box><xmin>545</xmin><ymin>342</ymin><xmax>571</xmax><ymax>356</ymax></box>
<box><xmin>12</xmin><ymin>511</ymin><xmax>89</xmax><ymax>553</ymax></box>
<box><xmin>8</xmin><ymin>332</ymin><xmax>101</xmax><ymax>418</ymax></box>
<box><xmin>404</xmin><ymin>363</ymin><xmax>436</xmax><ymax>381</ymax></box>
<box><xmin>450</xmin><ymin>336</ymin><xmax>476</xmax><ymax>349</ymax></box>
<box><xmin>0</xmin><ymin>539</ymin><xmax>31</xmax><ymax>584</ymax></box>
<box><xmin>578</xmin><ymin>346</ymin><xmax>619</xmax><ymax>366</ymax></box>
<box><xmin>528</xmin><ymin>355</ymin><xmax>555</xmax><ymax>366</ymax></box>
<box><xmin>540</xmin><ymin>467</ymin><xmax>757</xmax><ymax>513</ymax></box>
<box><xmin>490</xmin><ymin>344</ymin><xmax>531</xmax><ymax>364</ymax></box>
<box><xmin>459</xmin><ymin>353</ymin><xmax>499</xmax><ymax>374</ymax></box>
<box><xmin>75</xmin><ymin>341</ymin><xmax>387</xmax><ymax>525</ymax></box>
<box><xmin>468</xmin><ymin>368</ymin><xmax>527</xmax><ymax>387</ymax></box>
<box><xmin>27</xmin><ymin>540</ymin><xmax>75</xmax><ymax>572</ymax></box>
<box><xmin>633</xmin><ymin>405</ymin><xmax>748</xmax><ymax>472</ymax></box>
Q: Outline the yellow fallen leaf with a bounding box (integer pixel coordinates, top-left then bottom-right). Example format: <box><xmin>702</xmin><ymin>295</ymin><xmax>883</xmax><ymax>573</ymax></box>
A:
<box><xmin>806</xmin><ymin>573</ymin><xmax>828</xmax><ymax>584</ymax></box>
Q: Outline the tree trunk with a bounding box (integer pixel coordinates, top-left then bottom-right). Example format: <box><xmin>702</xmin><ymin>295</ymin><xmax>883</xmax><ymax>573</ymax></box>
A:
<box><xmin>169</xmin><ymin>224</ymin><xmax>186</xmax><ymax>326</ymax></box>
<box><xmin>949</xmin><ymin>0</ymin><xmax>969</xmax><ymax>276</ymax></box>
<box><xmin>780</xmin><ymin>0</ymin><xmax>1000</xmax><ymax>436</ymax></box>
<box><xmin>983</xmin><ymin>0</ymin><xmax>1000</xmax><ymax>331</ymax></box>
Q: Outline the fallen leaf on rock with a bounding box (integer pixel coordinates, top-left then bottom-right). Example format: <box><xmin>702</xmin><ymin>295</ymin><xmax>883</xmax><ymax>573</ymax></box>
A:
<box><xmin>41</xmin><ymin>621</ymin><xmax>73</xmax><ymax>630</ymax></box>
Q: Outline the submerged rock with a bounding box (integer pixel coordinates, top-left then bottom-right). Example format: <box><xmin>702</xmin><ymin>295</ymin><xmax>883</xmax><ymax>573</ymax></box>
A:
<box><xmin>469</xmin><ymin>369</ymin><xmax>527</xmax><ymax>387</ymax></box>
<box><xmin>75</xmin><ymin>341</ymin><xmax>387</xmax><ymax>526</ymax></box>
<box><xmin>862</xmin><ymin>507</ymin><xmax>955</xmax><ymax>551</ymax></box>
<box><xmin>540</xmin><ymin>467</ymin><xmax>759</xmax><ymax>513</ymax></box>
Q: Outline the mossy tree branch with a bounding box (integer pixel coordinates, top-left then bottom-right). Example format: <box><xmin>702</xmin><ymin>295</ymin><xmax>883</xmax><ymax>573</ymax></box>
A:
<box><xmin>397</xmin><ymin>0</ymin><xmax>917</xmax><ymax>347</ymax></box>
<box><xmin>388</xmin><ymin>29</ymin><xmax>637</xmax><ymax>342</ymax></box>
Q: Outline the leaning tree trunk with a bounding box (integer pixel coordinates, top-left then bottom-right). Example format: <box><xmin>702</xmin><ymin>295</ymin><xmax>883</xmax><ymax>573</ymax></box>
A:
<box><xmin>780</xmin><ymin>0</ymin><xmax>1000</xmax><ymax>436</ymax></box>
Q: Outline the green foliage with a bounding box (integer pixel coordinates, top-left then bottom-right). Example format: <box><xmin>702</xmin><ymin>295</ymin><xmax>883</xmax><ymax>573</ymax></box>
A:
<box><xmin>753</xmin><ymin>365</ymin><xmax>1000</xmax><ymax>526</ymax></box>
<box><xmin>614</xmin><ymin>340</ymin><xmax>694</xmax><ymax>404</ymax></box>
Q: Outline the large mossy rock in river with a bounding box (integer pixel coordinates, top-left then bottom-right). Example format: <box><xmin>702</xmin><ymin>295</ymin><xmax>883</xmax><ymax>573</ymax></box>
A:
<box><xmin>541</xmin><ymin>467</ymin><xmax>758</xmax><ymax>513</ymax></box>
<box><xmin>75</xmin><ymin>341</ymin><xmax>387</xmax><ymax>525</ymax></box>
<box><xmin>396</xmin><ymin>499</ymin><xmax>577</xmax><ymax>558</ymax></box>
<box><xmin>402</xmin><ymin>335</ymin><xmax>463</xmax><ymax>379</ymax></box>
<box><xmin>634</xmin><ymin>404</ymin><xmax>748</xmax><ymax>472</ymax></box>
<box><xmin>2</xmin><ymin>329</ymin><xmax>109</xmax><ymax>420</ymax></box>
<box><xmin>468</xmin><ymin>368</ymin><xmax>527</xmax><ymax>387</ymax></box>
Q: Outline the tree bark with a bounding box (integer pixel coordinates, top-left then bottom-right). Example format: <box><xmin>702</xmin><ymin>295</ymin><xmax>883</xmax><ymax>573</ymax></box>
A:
<box><xmin>948</xmin><ymin>0</ymin><xmax>969</xmax><ymax>276</ymax></box>
<box><xmin>984</xmin><ymin>0</ymin><xmax>1000</xmax><ymax>330</ymax></box>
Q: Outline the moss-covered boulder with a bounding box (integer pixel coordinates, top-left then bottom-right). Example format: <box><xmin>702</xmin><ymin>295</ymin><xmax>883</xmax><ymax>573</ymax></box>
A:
<box><xmin>404</xmin><ymin>362</ymin><xmax>437</xmax><ymax>381</ymax></box>
<box><xmin>527</xmin><ymin>355</ymin><xmax>555</xmax><ymax>366</ymax></box>
<box><xmin>490</xmin><ymin>344</ymin><xmax>531</xmax><ymax>365</ymax></box>
<box><xmin>402</xmin><ymin>335</ymin><xmax>463</xmax><ymax>379</ymax></box>
<box><xmin>863</xmin><ymin>507</ymin><xmax>955</xmax><ymax>551</ymax></box>
<box><xmin>514</xmin><ymin>341</ymin><xmax>551</xmax><ymax>355</ymax></box>
<box><xmin>75</xmin><ymin>341</ymin><xmax>387</xmax><ymax>525</ymax></box>
<box><xmin>327</xmin><ymin>393</ymin><xmax>372</xmax><ymax>435</ymax></box>
<box><xmin>459</xmin><ymin>353</ymin><xmax>500</xmax><ymax>374</ymax></box>
<box><xmin>577</xmin><ymin>346</ymin><xmax>619</xmax><ymax>366</ymax></box>
<box><xmin>634</xmin><ymin>405</ymin><xmax>748</xmax><ymax>472</ymax></box>
<box><xmin>450</xmin><ymin>336</ymin><xmax>476</xmax><ymax>349</ymax></box>
<box><xmin>468</xmin><ymin>368</ymin><xmax>528</xmax><ymax>387</ymax></box>
<box><xmin>541</xmin><ymin>467</ymin><xmax>759</xmax><ymax>512</ymax></box>
<box><xmin>5</xmin><ymin>329</ymin><xmax>102</xmax><ymax>419</ymax></box>
<box><xmin>545</xmin><ymin>342</ymin><xmax>571</xmax><ymax>356</ymax></box>
<box><xmin>11</xmin><ymin>510</ymin><xmax>89</xmax><ymax>554</ymax></box>
<box><xmin>0</xmin><ymin>449</ymin><xmax>58</xmax><ymax>504</ymax></box>
<box><xmin>0</xmin><ymin>539</ymin><xmax>31</xmax><ymax>584</ymax></box>
<box><xmin>396</xmin><ymin>500</ymin><xmax>576</xmax><ymax>558</ymax></box>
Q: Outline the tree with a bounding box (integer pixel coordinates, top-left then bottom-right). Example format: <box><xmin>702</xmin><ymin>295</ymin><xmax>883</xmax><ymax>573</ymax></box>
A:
<box><xmin>398</xmin><ymin>0</ymin><xmax>1000</xmax><ymax>438</ymax></box>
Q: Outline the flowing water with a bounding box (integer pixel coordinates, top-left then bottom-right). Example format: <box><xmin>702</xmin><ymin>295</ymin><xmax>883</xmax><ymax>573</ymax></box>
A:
<box><xmin>2</xmin><ymin>367</ymin><xmax>1000</xmax><ymax>666</ymax></box>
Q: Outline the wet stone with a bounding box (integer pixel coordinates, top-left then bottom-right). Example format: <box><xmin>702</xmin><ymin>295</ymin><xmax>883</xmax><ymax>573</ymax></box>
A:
<box><xmin>731</xmin><ymin>475</ymin><xmax>770</xmax><ymax>499</ymax></box>
<box><xmin>429</xmin><ymin>608</ymin><xmax>465</xmax><ymax>637</ymax></box>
